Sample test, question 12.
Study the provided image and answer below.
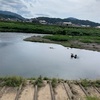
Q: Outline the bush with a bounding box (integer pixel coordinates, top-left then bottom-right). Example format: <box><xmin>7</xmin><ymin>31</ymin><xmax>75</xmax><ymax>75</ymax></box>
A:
<box><xmin>43</xmin><ymin>77</ymin><xmax>51</xmax><ymax>80</ymax></box>
<box><xmin>34</xmin><ymin>76</ymin><xmax>44</xmax><ymax>88</ymax></box>
<box><xmin>51</xmin><ymin>78</ymin><xmax>58</xmax><ymax>88</ymax></box>
<box><xmin>3</xmin><ymin>76</ymin><xmax>25</xmax><ymax>87</ymax></box>
<box><xmin>93</xmin><ymin>80</ymin><xmax>100</xmax><ymax>87</ymax></box>
<box><xmin>81</xmin><ymin>79</ymin><xmax>91</xmax><ymax>87</ymax></box>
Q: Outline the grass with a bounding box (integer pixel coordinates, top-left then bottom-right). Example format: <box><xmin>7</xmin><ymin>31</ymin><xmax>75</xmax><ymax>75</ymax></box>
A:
<box><xmin>42</xmin><ymin>35</ymin><xmax>100</xmax><ymax>50</ymax></box>
<box><xmin>86</xmin><ymin>96</ymin><xmax>100</xmax><ymax>100</ymax></box>
<box><xmin>43</xmin><ymin>35</ymin><xmax>100</xmax><ymax>44</ymax></box>
<box><xmin>0</xmin><ymin>21</ymin><xmax>100</xmax><ymax>36</ymax></box>
<box><xmin>80</xmin><ymin>79</ymin><xmax>100</xmax><ymax>88</ymax></box>
<box><xmin>80</xmin><ymin>79</ymin><xmax>91</xmax><ymax>87</ymax></box>
<box><xmin>0</xmin><ymin>76</ymin><xmax>100</xmax><ymax>99</ymax></box>
<box><xmin>34</xmin><ymin>76</ymin><xmax>44</xmax><ymax>88</ymax></box>
<box><xmin>92</xmin><ymin>80</ymin><xmax>100</xmax><ymax>88</ymax></box>
<box><xmin>28</xmin><ymin>77</ymin><xmax>36</xmax><ymax>80</ymax></box>
<box><xmin>95</xmin><ymin>80</ymin><xmax>100</xmax><ymax>87</ymax></box>
<box><xmin>0</xmin><ymin>76</ymin><xmax>26</xmax><ymax>87</ymax></box>
<box><xmin>43</xmin><ymin>77</ymin><xmax>51</xmax><ymax>81</ymax></box>
<box><xmin>43</xmin><ymin>35</ymin><xmax>70</xmax><ymax>41</ymax></box>
<box><xmin>0</xmin><ymin>76</ymin><xmax>100</xmax><ymax>88</ymax></box>
<box><xmin>1</xmin><ymin>21</ymin><xmax>100</xmax><ymax>51</ymax></box>
<box><xmin>51</xmin><ymin>78</ymin><xmax>58</xmax><ymax>88</ymax></box>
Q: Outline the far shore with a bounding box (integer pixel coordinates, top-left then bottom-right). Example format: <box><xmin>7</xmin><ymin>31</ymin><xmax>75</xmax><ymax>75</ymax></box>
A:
<box><xmin>24</xmin><ymin>36</ymin><xmax>100</xmax><ymax>52</ymax></box>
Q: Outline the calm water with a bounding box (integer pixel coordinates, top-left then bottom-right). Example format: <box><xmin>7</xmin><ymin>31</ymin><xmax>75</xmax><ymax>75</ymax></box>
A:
<box><xmin>0</xmin><ymin>32</ymin><xmax>100</xmax><ymax>79</ymax></box>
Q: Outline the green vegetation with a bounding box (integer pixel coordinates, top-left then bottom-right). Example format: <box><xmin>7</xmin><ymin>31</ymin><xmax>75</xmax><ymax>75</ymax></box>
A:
<box><xmin>92</xmin><ymin>80</ymin><xmax>100</xmax><ymax>87</ymax></box>
<box><xmin>0</xmin><ymin>76</ymin><xmax>100</xmax><ymax>99</ymax></box>
<box><xmin>34</xmin><ymin>76</ymin><xmax>44</xmax><ymax>88</ymax></box>
<box><xmin>28</xmin><ymin>77</ymin><xmax>36</xmax><ymax>80</ymax></box>
<box><xmin>0</xmin><ymin>21</ymin><xmax>100</xmax><ymax>36</ymax></box>
<box><xmin>42</xmin><ymin>35</ymin><xmax>100</xmax><ymax>51</ymax></box>
<box><xmin>0</xmin><ymin>21</ymin><xmax>63</xmax><ymax>34</ymax></box>
<box><xmin>51</xmin><ymin>78</ymin><xmax>58</xmax><ymax>88</ymax></box>
<box><xmin>80</xmin><ymin>79</ymin><xmax>100</xmax><ymax>88</ymax></box>
<box><xmin>0</xmin><ymin>76</ymin><xmax>100</xmax><ymax>89</ymax></box>
<box><xmin>1</xmin><ymin>21</ymin><xmax>100</xmax><ymax>51</ymax></box>
<box><xmin>0</xmin><ymin>76</ymin><xmax>25</xmax><ymax>87</ymax></box>
<box><xmin>44</xmin><ymin>35</ymin><xmax>69</xmax><ymax>41</ymax></box>
<box><xmin>43</xmin><ymin>35</ymin><xmax>100</xmax><ymax>43</ymax></box>
<box><xmin>36</xmin><ymin>17</ymin><xmax>100</xmax><ymax>27</ymax></box>
<box><xmin>43</xmin><ymin>77</ymin><xmax>51</xmax><ymax>81</ymax></box>
<box><xmin>81</xmin><ymin>79</ymin><xmax>91</xmax><ymax>87</ymax></box>
<box><xmin>86</xmin><ymin>96</ymin><xmax>100</xmax><ymax>100</ymax></box>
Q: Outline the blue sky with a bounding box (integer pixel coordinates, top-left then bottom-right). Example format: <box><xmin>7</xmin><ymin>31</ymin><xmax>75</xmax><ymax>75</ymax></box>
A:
<box><xmin>0</xmin><ymin>0</ymin><xmax>100</xmax><ymax>22</ymax></box>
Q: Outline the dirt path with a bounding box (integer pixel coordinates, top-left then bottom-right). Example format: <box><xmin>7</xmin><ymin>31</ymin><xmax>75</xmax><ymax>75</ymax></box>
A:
<box><xmin>19</xmin><ymin>84</ymin><xmax>34</xmax><ymax>100</ymax></box>
<box><xmin>0</xmin><ymin>87</ymin><xmax>18</xmax><ymax>100</ymax></box>
<box><xmin>55</xmin><ymin>83</ymin><xmax>69</xmax><ymax>100</ymax></box>
<box><xmin>38</xmin><ymin>83</ymin><xmax>51</xmax><ymax>100</ymax></box>
<box><xmin>70</xmin><ymin>83</ymin><xmax>86</xmax><ymax>100</ymax></box>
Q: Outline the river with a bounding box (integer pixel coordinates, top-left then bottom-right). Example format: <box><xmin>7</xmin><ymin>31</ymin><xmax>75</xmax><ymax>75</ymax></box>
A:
<box><xmin>0</xmin><ymin>32</ymin><xmax>100</xmax><ymax>79</ymax></box>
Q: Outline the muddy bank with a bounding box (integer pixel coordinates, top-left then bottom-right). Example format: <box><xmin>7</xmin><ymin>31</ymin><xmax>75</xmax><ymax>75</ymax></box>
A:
<box><xmin>24</xmin><ymin>36</ymin><xmax>100</xmax><ymax>52</ymax></box>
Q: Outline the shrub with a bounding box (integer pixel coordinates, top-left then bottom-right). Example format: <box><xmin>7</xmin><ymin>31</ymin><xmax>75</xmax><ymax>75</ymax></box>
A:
<box><xmin>92</xmin><ymin>80</ymin><xmax>100</xmax><ymax>87</ymax></box>
<box><xmin>51</xmin><ymin>78</ymin><xmax>58</xmax><ymax>88</ymax></box>
<box><xmin>3</xmin><ymin>76</ymin><xmax>25</xmax><ymax>87</ymax></box>
<box><xmin>34</xmin><ymin>76</ymin><xmax>44</xmax><ymax>88</ymax></box>
<box><xmin>81</xmin><ymin>79</ymin><xmax>91</xmax><ymax>87</ymax></box>
<box><xmin>43</xmin><ymin>77</ymin><xmax>50</xmax><ymax>80</ymax></box>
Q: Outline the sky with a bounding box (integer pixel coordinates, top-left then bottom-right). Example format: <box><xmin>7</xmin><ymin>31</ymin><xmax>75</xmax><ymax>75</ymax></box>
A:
<box><xmin>0</xmin><ymin>0</ymin><xmax>100</xmax><ymax>22</ymax></box>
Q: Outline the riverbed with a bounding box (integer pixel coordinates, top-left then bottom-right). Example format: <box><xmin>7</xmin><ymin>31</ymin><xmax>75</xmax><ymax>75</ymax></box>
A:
<box><xmin>0</xmin><ymin>32</ymin><xmax>100</xmax><ymax>79</ymax></box>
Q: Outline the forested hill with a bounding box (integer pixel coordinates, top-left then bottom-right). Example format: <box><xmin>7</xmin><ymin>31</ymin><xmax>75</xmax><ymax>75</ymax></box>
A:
<box><xmin>0</xmin><ymin>10</ymin><xmax>100</xmax><ymax>27</ymax></box>
<box><xmin>0</xmin><ymin>11</ymin><xmax>25</xmax><ymax>21</ymax></box>
<box><xmin>36</xmin><ymin>17</ymin><xmax>100</xmax><ymax>27</ymax></box>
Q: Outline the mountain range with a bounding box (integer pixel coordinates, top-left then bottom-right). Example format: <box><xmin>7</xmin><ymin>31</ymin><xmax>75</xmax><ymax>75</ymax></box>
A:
<box><xmin>0</xmin><ymin>10</ymin><xmax>100</xmax><ymax>27</ymax></box>
<box><xmin>36</xmin><ymin>17</ymin><xmax>100</xmax><ymax>27</ymax></box>
<box><xmin>0</xmin><ymin>11</ymin><xmax>25</xmax><ymax>20</ymax></box>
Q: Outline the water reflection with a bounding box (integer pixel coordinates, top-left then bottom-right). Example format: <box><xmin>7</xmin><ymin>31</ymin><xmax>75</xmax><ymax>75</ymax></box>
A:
<box><xmin>0</xmin><ymin>32</ymin><xmax>100</xmax><ymax>79</ymax></box>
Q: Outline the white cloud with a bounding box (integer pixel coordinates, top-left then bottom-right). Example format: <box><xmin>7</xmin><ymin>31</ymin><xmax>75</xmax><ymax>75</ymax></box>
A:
<box><xmin>0</xmin><ymin>0</ymin><xmax>100</xmax><ymax>22</ymax></box>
